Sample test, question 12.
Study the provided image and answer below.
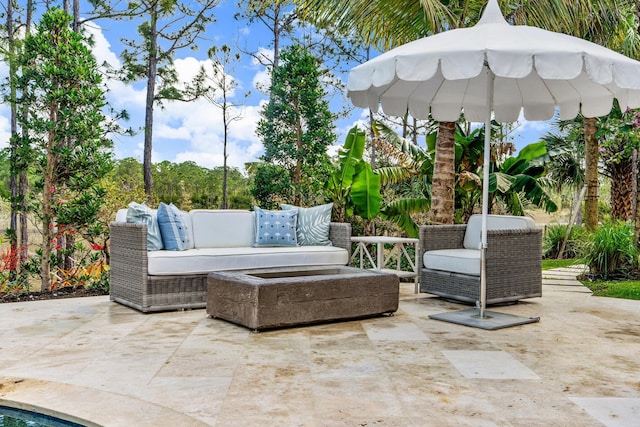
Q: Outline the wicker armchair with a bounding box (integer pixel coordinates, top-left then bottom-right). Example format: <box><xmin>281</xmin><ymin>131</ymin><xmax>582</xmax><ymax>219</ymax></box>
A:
<box><xmin>418</xmin><ymin>215</ymin><xmax>542</xmax><ymax>305</ymax></box>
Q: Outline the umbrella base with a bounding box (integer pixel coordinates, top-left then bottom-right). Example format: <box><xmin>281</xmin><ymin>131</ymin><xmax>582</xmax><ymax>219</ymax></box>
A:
<box><xmin>429</xmin><ymin>308</ymin><xmax>540</xmax><ymax>330</ymax></box>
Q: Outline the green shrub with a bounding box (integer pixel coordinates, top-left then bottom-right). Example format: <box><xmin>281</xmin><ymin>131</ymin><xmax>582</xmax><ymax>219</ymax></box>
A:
<box><xmin>581</xmin><ymin>221</ymin><xmax>639</xmax><ymax>280</ymax></box>
<box><xmin>542</xmin><ymin>224</ymin><xmax>587</xmax><ymax>259</ymax></box>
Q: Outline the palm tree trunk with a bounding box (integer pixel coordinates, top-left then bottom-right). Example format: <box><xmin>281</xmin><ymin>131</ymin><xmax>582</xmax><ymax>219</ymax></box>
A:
<box><xmin>583</xmin><ymin>117</ymin><xmax>599</xmax><ymax>230</ymax></box>
<box><xmin>635</xmin><ymin>151</ymin><xmax>640</xmax><ymax>246</ymax></box>
<box><xmin>429</xmin><ymin>121</ymin><xmax>456</xmax><ymax>225</ymax></box>
<box><xmin>610</xmin><ymin>158</ymin><xmax>634</xmax><ymax>221</ymax></box>
<box><xmin>368</xmin><ymin>109</ymin><xmax>376</xmax><ymax>169</ymax></box>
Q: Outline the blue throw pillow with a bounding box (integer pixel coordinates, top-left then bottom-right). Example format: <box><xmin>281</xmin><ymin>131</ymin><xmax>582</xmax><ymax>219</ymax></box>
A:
<box><xmin>253</xmin><ymin>206</ymin><xmax>298</xmax><ymax>247</ymax></box>
<box><xmin>281</xmin><ymin>203</ymin><xmax>333</xmax><ymax>246</ymax></box>
<box><xmin>157</xmin><ymin>202</ymin><xmax>191</xmax><ymax>251</ymax></box>
<box><xmin>126</xmin><ymin>202</ymin><xmax>163</xmax><ymax>251</ymax></box>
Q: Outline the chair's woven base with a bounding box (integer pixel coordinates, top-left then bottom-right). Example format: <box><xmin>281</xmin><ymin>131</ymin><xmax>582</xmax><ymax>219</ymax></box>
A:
<box><xmin>420</xmin><ymin>268</ymin><xmax>541</xmax><ymax>305</ymax></box>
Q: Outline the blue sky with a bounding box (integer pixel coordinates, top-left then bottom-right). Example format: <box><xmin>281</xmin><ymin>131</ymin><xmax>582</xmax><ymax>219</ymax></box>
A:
<box><xmin>0</xmin><ymin>1</ymin><xmax>553</xmax><ymax>171</ymax></box>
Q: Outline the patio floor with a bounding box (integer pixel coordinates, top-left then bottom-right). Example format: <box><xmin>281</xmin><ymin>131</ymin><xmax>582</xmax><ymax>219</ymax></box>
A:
<box><xmin>0</xmin><ymin>266</ymin><xmax>639</xmax><ymax>426</ymax></box>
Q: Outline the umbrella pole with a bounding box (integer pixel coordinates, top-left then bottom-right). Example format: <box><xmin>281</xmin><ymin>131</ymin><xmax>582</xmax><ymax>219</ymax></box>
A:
<box><xmin>480</xmin><ymin>67</ymin><xmax>494</xmax><ymax>319</ymax></box>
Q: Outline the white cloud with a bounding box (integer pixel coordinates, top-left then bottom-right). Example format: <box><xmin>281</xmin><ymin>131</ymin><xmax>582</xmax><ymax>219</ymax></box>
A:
<box><xmin>174</xmin><ymin>57</ymin><xmax>208</xmax><ymax>87</ymax></box>
<box><xmin>0</xmin><ymin>62</ymin><xmax>8</xmax><ymax>150</ymax></box>
<box><xmin>0</xmin><ymin>59</ymin><xmax>8</xmax><ymax>79</ymax></box>
<box><xmin>86</xmin><ymin>23</ymin><xmax>121</xmax><ymax>69</ymax></box>
<box><xmin>150</xmin><ymin>96</ymin><xmax>264</xmax><ymax>170</ymax></box>
<box><xmin>250</xmin><ymin>48</ymin><xmax>273</xmax><ymax>93</ymax></box>
<box><xmin>515</xmin><ymin>110</ymin><xmax>554</xmax><ymax>133</ymax></box>
<box><xmin>252</xmin><ymin>48</ymin><xmax>274</xmax><ymax>66</ymax></box>
<box><xmin>252</xmin><ymin>68</ymin><xmax>271</xmax><ymax>94</ymax></box>
<box><xmin>0</xmin><ymin>111</ymin><xmax>10</xmax><ymax>150</ymax></box>
<box><xmin>106</xmin><ymin>80</ymin><xmax>147</xmax><ymax>109</ymax></box>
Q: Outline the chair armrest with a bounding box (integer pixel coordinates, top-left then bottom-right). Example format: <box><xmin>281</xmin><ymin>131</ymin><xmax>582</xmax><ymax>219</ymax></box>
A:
<box><xmin>485</xmin><ymin>228</ymin><xmax>542</xmax><ymax>280</ymax></box>
<box><xmin>109</xmin><ymin>222</ymin><xmax>149</xmax><ymax>305</ymax></box>
<box><xmin>419</xmin><ymin>224</ymin><xmax>467</xmax><ymax>263</ymax></box>
<box><xmin>329</xmin><ymin>222</ymin><xmax>352</xmax><ymax>257</ymax></box>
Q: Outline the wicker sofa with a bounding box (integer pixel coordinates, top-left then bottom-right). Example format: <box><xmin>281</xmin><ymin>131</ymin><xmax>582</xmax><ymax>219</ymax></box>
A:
<box><xmin>109</xmin><ymin>209</ymin><xmax>351</xmax><ymax>313</ymax></box>
<box><xmin>419</xmin><ymin>214</ymin><xmax>542</xmax><ymax>305</ymax></box>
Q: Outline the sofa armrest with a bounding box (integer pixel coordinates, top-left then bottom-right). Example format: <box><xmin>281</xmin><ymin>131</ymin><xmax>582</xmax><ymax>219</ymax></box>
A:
<box><xmin>109</xmin><ymin>222</ymin><xmax>149</xmax><ymax>309</ymax></box>
<box><xmin>329</xmin><ymin>222</ymin><xmax>352</xmax><ymax>257</ymax></box>
<box><xmin>419</xmin><ymin>224</ymin><xmax>467</xmax><ymax>265</ymax></box>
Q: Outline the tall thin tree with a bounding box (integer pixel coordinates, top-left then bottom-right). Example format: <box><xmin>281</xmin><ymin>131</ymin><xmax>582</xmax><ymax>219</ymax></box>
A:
<box><xmin>15</xmin><ymin>8</ymin><xmax>113</xmax><ymax>291</ymax></box>
<box><xmin>196</xmin><ymin>45</ymin><xmax>248</xmax><ymax>209</ymax></box>
<box><xmin>121</xmin><ymin>0</ymin><xmax>220</xmax><ymax>200</ymax></box>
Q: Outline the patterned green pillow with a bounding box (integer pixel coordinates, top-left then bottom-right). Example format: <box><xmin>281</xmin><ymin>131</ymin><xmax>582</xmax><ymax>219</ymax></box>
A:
<box><xmin>281</xmin><ymin>203</ymin><xmax>333</xmax><ymax>246</ymax></box>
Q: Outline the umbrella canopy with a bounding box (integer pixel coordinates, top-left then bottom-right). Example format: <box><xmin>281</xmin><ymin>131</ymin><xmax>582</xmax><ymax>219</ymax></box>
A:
<box><xmin>347</xmin><ymin>0</ymin><xmax>640</xmax><ymax>123</ymax></box>
<box><xmin>346</xmin><ymin>0</ymin><xmax>640</xmax><ymax>325</ymax></box>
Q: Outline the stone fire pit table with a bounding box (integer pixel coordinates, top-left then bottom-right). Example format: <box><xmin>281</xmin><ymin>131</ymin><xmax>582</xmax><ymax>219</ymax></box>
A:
<box><xmin>206</xmin><ymin>266</ymin><xmax>399</xmax><ymax>331</ymax></box>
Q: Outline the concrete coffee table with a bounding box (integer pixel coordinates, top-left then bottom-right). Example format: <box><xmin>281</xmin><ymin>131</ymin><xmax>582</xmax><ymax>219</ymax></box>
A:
<box><xmin>206</xmin><ymin>266</ymin><xmax>399</xmax><ymax>331</ymax></box>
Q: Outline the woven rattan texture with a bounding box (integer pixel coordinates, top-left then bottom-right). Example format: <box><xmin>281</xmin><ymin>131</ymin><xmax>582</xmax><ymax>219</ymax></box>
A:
<box><xmin>109</xmin><ymin>221</ymin><xmax>352</xmax><ymax>313</ymax></box>
<box><xmin>419</xmin><ymin>225</ymin><xmax>542</xmax><ymax>305</ymax></box>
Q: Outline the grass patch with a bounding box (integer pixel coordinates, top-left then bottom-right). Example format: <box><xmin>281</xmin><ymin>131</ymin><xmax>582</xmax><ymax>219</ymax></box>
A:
<box><xmin>582</xmin><ymin>279</ymin><xmax>640</xmax><ymax>300</ymax></box>
<box><xmin>541</xmin><ymin>258</ymin><xmax>579</xmax><ymax>270</ymax></box>
<box><xmin>541</xmin><ymin>253</ymin><xmax>640</xmax><ymax>301</ymax></box>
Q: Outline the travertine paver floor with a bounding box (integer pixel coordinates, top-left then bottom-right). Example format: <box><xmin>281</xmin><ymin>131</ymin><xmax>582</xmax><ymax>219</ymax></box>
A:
<box><xmin>0</xmin><ymin>267</ymin><xmax>638</xmax><ymax>426</ymax></box>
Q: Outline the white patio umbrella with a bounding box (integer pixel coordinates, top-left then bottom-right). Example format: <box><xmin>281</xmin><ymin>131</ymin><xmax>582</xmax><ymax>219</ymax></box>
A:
<box><xmin>347</xmin><ymin>0</ymin><xmax>640</xmax><ymax>328</ymax></box>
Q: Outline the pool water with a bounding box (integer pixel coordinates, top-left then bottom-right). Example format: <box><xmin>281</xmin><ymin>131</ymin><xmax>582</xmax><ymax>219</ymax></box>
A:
<box><xmin>0</xmin><ymin>406</ymin><xmax>85</xmax><ymax>427</ymax></box>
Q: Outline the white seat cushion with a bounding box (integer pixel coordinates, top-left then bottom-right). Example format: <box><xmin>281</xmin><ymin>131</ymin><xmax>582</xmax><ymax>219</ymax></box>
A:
<box><xmin>423</xmin><ymin>248</ymin><xmax>481</xmax><ymax>276</ymax></box>
<box><xmin>147</xmin><ymin>246</ymin><xmax>349</xmax><ymax>276</ymax></box>
<box><xmin>463</xmin><ymin>214</ymin><xmax>536</xmax><ymax>250</ymax></box>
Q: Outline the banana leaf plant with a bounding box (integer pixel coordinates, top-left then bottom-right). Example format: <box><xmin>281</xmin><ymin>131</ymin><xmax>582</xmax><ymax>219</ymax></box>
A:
<box><xmin>488</xmin><ymin>141</ymin><xmax>558</xmax><ymax>215</ymax></box>
<box><xmin>326</xmin><ymin>126</ymin><xmax>382</xmax><ymax>222</ymax></box>
<box><xmin>371</xmin><ymin>121</ymin><xmax>433</xmax><ymax>237</ymax></box>
<box><xmin>373</xmin><ymin>120</ymin><xmax>557</xmax><ymax>235</ymax></box>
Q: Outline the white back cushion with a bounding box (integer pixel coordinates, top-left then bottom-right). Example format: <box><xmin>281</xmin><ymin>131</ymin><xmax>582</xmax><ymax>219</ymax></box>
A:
<box><xmin>190</xmin><ymin>210</ymin><xmax>255</xmax><ymax>248</ymax></box>
<box><xmin>180</xmin><ymin>209</ymin><xmax>195</xmax><ymax>249</ymax></box>
<box><xmin>463</xmin><ymin>214</ymin><xmax>536</xmax><ymax>250</ymax></box>
<box><xmin>115</xmin><ymin>208</ymin><xmax>128</xmax><ymax>223</ymax></box>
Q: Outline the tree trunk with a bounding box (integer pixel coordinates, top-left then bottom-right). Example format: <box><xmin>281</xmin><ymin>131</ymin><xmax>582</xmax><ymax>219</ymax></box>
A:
<box><xmin>294</xmin><ymin>99</ymin><xmax>302</xmax><ymax>205</ymax></box>
<box><xmin>19</xmin><ymin>172</ymin><xmax>28</xmax><ymax>273</ymax></box>
<box><xmin>368</xmin><ymin>109</ymin><xmax>376</xmax><ymax>169</ymax></box>
<box><xmin>222</xmin><ymin>102</ymin><xmax>228</xmax><ymax>209</ymax></box>
<box><xmin>42</xmin><ymin>106</ymin><xmax>58</xmax><ymax>292</ymax></box>
<box><xmin>632</xmin><ymin>149</ymin><xmax>637</xmax><ymax>219</ymax></box>
<box><xmin>609</xmin><ymin>158</ymin><xmax>634</xmax><ymax>221</ymax></box>
<box><xmin>635</xmin><ymin>149</ymin><xmax>640</xmax><ymax>245</ymax></box>
<box><xmin>19</xmin><ymin>0</ymin><xmax>34</xmax><ymax>281</ymax></box>
<box><xmin>143</xmin><ymin>8</ymin><xmax>159</xmax><ymax>202</ymax></box>
<box><xmin>429</xmin><ymin>121</ymin><xmax>456</xmax><ymax>225</ymax></box>
<box><xmin>272</xmin><ymin>4</ymin><xmax>281</xmax><ymax>69</ymax></box>
<box><xmin>7</xmin><ymin>0</ymin><xmax>18</xmax><ymax>268</ymax></box>
<box><xmin>558</xmin><ymin>186</ymin><xmax>585</xmax><ymax>259</ymax></box>
<box><xmin>72</xmin><ymin>0</ymin><xmax>80</xmax><ymax>32</ymax></box>
<box><xmin>583</xmin><ymin>117</ymin><xmax>599</xmax><ymax>230</ymax></box>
